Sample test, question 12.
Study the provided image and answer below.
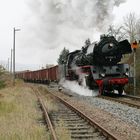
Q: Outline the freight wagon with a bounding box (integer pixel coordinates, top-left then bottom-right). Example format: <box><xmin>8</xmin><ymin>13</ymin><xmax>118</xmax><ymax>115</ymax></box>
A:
<box><xmin>16</xmin><ymin>65</ymin><xmax>59</xmax><ymax>84</ymax></box>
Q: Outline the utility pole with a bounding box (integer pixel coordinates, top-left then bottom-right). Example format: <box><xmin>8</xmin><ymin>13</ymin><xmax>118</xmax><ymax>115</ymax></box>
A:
<box><xmin>133</xmin><ymin>48</ymin><xmax>136</xmax><ymax>96</ymax></box>
<box><xmin>10</xmin><ymin>49</ymin><xmax>13</xmax><ymax>73</ymax></box>
<box><xmin>13</xmin><ymin>27</ymin><xmax>20</xmax><ymax>86</ymax></box>
<box><xmin>131</xmin><ymin>41</ymin><xmax>138</xmax><ymax>96</ymax></box>
<box><xmin>7</xmin><ymin>58</ymin><xmax>9</xmax><ymax>72</ymax></box>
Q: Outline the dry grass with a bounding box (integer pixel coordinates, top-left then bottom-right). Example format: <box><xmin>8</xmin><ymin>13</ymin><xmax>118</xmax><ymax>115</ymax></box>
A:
<box><xmin>0</xmin><ymin>84</ymin><xmax>49</xmax><ymax>140</ymax></box>
<box><xmin>0</xmin><ymin>69</ymin><xmax>24</xmax><ymax>89</ymax></box>
<box><xmin>55</xmin><ymin>120</ymin><xmax>71</xmax><ymax>140</ymax></box>
<box><xmin>0</xmin><ymin>72</ymin><xmax>12</xmax><ymax>88</ymax></box>
<box><xmin>38</xmin><ymin>86</ymin><xmax>58</xmax><ymax>113</ymax></box>
<box><xmin>44</xmin><ymin>97</ymin><xmax>58</xmax><ymax>113</ymax></box>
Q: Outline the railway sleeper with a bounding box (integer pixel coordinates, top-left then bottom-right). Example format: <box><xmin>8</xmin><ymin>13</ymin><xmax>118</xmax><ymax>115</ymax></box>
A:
<box><xmin>71</xmin><ymin>133</ymin><xmax>104</xmax><ymax>140</ymax></box>
<box><xmin>51</xmin><ymin>116</ymin><xmax>80</xmax><ymax>120</ymax></box>
<box><xmin>70</xmin><ymin>129</ymin><xmax>98</xmax><ymax>135</ymax></box>
<box><xmin>66</xmin><ymin>126</ymin><xmax>91</xmax><ymax>130</ymax></box>
<box><xmin>51</xmin><ymin>118</ymin><xmax>84</xmax><ymax>122</ymax></box>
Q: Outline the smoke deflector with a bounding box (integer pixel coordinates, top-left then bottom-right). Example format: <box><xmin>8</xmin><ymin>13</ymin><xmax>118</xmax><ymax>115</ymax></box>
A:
<box><xmin>118</xmin><ymin>40</ymin><xmax>132</xmax><ymax>54</ymax></box>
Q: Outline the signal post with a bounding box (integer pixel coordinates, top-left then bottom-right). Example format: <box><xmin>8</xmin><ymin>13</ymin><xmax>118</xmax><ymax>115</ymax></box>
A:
<box><xmin>131</xmin><ymin>41</ymin><xmax>138</xmax><ymax>96</ymax></box>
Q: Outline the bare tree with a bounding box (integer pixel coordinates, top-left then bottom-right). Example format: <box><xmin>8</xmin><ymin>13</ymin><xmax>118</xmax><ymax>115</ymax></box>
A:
<box><xmin>108</xmin><ymin>25</ymin><xmax>126</xmax><ymax>41</ymax></box>
<box><xmin>123</xmin><ymin>12</ymin><xmax>140</xmax><ymax>43</ymax></box>
<box><xmin>135</xmin><ymin>19</ymin><xmax>140</xmax><ymax>41</ymax></box>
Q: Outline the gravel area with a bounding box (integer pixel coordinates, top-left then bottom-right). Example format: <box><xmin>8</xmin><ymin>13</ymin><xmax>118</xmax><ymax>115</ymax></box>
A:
<box><xmin>42</xmin><ymin>84</ymin><xmax>140</xmax><ymax>140</ymax></box>
<box><xmin>79</xmin><ymin>97</ymin><xmax>140</xmax><ymax>128</ymax></box>
<box><xmin>61</xmin><ymin>87</ymin><xmax>140</xmax><ymax>129</ymax></box>
<box><xmin>61</xmin><ymin>91</ymin><xmax>140</xmax><ymax>140</ymax></box>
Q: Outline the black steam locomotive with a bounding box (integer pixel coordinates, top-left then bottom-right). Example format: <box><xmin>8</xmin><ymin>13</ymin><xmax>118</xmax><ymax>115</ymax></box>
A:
<box><xmin>65</xmin><ymin>35</ymin><xmax>132</xmax><ymax>95</ymax></box>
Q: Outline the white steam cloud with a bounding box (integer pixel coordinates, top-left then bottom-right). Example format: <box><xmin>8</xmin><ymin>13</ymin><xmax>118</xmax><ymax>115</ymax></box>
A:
<box><xmin>61</xmin><ymin>80</ymin><xmax>98</xmax><ymax>97</ymax></box>
<box><xmin>25</xmin><ymin>0</ymin><xmax>126</xmax><ymax>50</ymax></box>
<box><xmin>18</xmin><ymin>0</ymin><xmax>126</xmax><ymax>66</ymax></box>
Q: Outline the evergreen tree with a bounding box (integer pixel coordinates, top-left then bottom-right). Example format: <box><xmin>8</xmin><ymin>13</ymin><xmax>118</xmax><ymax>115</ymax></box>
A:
<box><xmin>57</xmin><ymin>47</ymin><xmax>69</xmax><ymax>65</ymax></box>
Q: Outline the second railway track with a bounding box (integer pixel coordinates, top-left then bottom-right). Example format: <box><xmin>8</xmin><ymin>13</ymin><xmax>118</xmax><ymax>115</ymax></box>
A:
<box><xmin>99</xmin><ymin>94</ymin><xmax>140</xmax><ymax>109</ymax></box>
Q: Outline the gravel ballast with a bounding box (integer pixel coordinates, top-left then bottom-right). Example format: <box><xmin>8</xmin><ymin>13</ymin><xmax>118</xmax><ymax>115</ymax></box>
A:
<box><xmin>59</xmin><ymin>88</ymin><xmax>140</xmax><ymax>140</ymax></box>
<box><xmin>79</xmin><ymin>96</ymin><xmax>140</xmax><ymax>128</ymax></box>
<box><xmin>62</xmin><ymin>87</ymin><xmax>140</xmax><ymax>129</ymax></box>
<box><xmin>42</xmin><ymin>84</ymin><xmax>140</xmax><ymax>140</ymax></box>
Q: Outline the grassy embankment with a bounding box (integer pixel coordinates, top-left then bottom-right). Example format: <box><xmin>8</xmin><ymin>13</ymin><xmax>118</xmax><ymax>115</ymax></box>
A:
<box><xmin>0</xmin><ymin>68</ymin><xmax>71</xmax><ymax>140</ymax></box>
<box><xmin>0</xmin><ymin>69</ymin><xmax>48</xmax><ymax>140</ymax></box>
<box><xmin>122</xmin><ymin>47</ymin><xmax>140</xmax><ymax>96</ymax></box>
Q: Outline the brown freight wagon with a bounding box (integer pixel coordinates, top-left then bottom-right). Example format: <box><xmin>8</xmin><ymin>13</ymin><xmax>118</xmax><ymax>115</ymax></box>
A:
<box><xmin>16</xmin><ymin>65</ymin><xmax>59</xmax><ymax>84</ymax></box>
<box><xmin>48</xmin><ymin>65</ymin><xmax>58</xmax><ymax>82</ymax></box>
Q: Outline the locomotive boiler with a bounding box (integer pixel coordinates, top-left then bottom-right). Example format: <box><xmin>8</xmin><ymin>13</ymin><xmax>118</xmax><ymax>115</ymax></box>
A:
<box><xmin>65</xmin><ymin>35</ymin><xmax>132</xmax><ymax>95</ymax></box>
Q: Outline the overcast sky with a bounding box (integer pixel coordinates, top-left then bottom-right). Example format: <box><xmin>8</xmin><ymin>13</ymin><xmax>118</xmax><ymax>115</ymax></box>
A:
<box><xmin>0</xmin><ymin>0</ymin><xmax>140</xmax><ymax>70</ymax></box>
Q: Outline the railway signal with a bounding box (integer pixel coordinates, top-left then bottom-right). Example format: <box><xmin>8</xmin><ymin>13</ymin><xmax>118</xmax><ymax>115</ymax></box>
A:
<box><xmin>131</xmin><ymin>41</ymin><xmax>138</xmax><ymax>51</ymax></box>
<box><xmin>131</xmin><ymin>41</ymin><xmax>138</xmax><ymax>95</ymax></box>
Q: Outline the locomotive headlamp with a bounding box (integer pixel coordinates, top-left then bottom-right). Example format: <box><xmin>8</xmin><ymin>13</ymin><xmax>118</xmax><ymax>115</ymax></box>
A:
<box><xmin>125</xmin><ymin>72</ymin><xmax>129</xmax><ymax>76</ymax></box>
<box><xmin>100</xmin><ymin>73</ymin><xmax>105</xmax><ymax>77</ymax></box>
<box><xmin>109</xmin><ymin>43</ymin><xmax>113</xmax><ymax>47</ymax></box>
<box><xmin>108</xmin><ymin>43</ymin><xmax>114</xmax><ymax>49</ymax></box>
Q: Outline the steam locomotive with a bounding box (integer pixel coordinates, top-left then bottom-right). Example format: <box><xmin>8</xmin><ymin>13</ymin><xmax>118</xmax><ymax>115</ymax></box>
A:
<box><xmin>65</xmin><ymin>35</ymin><xmax>132</xmax><ymax>95</ymax></box>
<box><xmin>16</xmin><ymin>35</ymin><xmax>132</xmax><ymax>95</ymax></box>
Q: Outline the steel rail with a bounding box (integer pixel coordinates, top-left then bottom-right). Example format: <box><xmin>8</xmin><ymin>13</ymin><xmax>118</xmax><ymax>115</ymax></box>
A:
<box><xmin>48</xmin><ymin>90</ymin><xmax>118</xmax><ymax>140</ymax></box>
<box><xmin>100</xmin><ymin>95</ymin><xmax>140</xmax><ymax>109</ymax></box>
<box><xmin>124</xmin><ymin>94</ymin><xmax>140</xmax><ymax>101</ymax></box>
<box><xmin>32</xmin><ymin>87</ymin><xmax>57</xmax><ymax>140</ymax></box>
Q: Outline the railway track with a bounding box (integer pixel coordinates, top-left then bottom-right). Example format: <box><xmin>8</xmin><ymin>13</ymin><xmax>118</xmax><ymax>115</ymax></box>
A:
<box><xmin>99</xmin><ymin>94</ymin><xmax>140</xmax><ymax>109</ymax></box>
<box><xmin>32</xmin><ymin>85</ymin><xmax>118</xmax><ymax>140</ymax></box>
<box><xmin>47</xmin><ymin>89</ymin><xmax>118</xmax><ymax>140</ymax></box>
<box><xmin>32</xmin><ymin>87</ymin><xmax>57</xmax><ymax>140</ymax></box>
<box><xmin>50</xmin><ymin>100</ymin><xmax>106</xmax><ymax>140</ymax></box>
<box><xmin>124</xmin><ymin>94</ymin><xmax>140</xmax><ymax>101</ymax></box>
